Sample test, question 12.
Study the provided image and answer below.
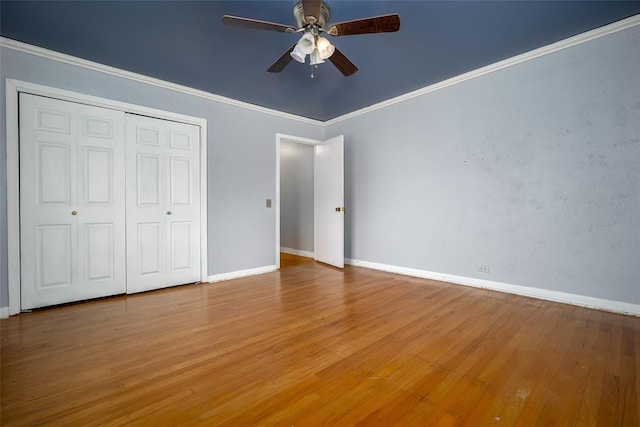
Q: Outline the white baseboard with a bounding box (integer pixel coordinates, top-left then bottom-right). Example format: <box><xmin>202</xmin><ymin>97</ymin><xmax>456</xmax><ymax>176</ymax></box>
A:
<box><xmin>0</xmin><ymin>306</ymin><xmax>8</xmax><ymax>319</ymax></box>
<box><xmin>280</xmin><ymin>247</ymin><xmax>315</xmax><ymax>258</ymax></box>
<box><xmin>207</xmin><ymin>265</ymin><xmax>277</xmax><ymax>283</ymax></box>
<box><xmin>346</xmin><ymin>258</ymin><xmax>640</xmax><ymax>317</ymax></box>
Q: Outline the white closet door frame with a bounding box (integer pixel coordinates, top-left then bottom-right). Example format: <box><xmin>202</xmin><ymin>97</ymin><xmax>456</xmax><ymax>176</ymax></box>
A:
<box><xmin>5</xmin><ymin>79</ymin><xmax>209</xmax><ymax>316</ymax></box>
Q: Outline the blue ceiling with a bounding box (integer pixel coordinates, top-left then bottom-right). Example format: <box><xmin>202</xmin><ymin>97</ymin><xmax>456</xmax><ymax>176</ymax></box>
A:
<box><xmin>2</xmin><ymin>1</ymin><xmax>639</xmax><ymax>121</ymax></box>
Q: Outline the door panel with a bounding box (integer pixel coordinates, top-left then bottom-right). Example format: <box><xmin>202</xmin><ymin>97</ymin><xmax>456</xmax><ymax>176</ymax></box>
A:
<box><xmin>137</xmin><ymin>222</ymin><xmax>163</xmax><ymax>276</ymax></box>
<box><xmin>170</xmin><ymin>221</ymin><xmax>192</xmax><ymax>271</ymax></box>
<box><xmin>137</xmin><ymin>154</ymin><xmax>162</xmax><ymax>205</ymax></box>
<box><xmin>83</xmin><ymin>116</ymin><xmax>114</xmax><ymax>139</ymax></box>
<box><xmin>38</xmin><ymin>225</ymin><xmax>72</xmax><ymax>288</ymax></box>
<box><xmin>20</xmin><ymin>94</ymin><xmax>126</xmax><ymax>309</ymax></box>
<box><xmin>84</xmin><ymin>223</ymin><xmax>114</xmax><ymax>281</ymax></box>
<box><xmin>36</xmin><ymin>108</ymin><xmax>70</xmax><ymax>133</ymax></box>
<box><xmin>170</xmin><ymin>157</ymin><xmax>192</xmax><ymax>205</ymax></box>
<box><xmin>84</xmin><ymin>148</ymin><xmax>113</xmax><ymax>204</ymax></box>
<box><xmin>314</xmin><ymin>135</ymin><xmax>345</xmax><ymax>268</ymax></box>
<box><xmin>126</xmin><ymin>114</ymin><xmax>200</xmax><ymax>293</ymax></box>
<box><xmin>38</xmin><ymin>143</ymin><xmax>71</xmax><ymax>204</ymax></box>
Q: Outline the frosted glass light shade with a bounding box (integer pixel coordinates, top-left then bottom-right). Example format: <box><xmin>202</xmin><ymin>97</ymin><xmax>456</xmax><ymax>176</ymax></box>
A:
<box><xmin>310</xmin><ymin>48</ymin><xmax>325</xmax><ymax>65</ymax></box>
<box><xmin>290</xmin><ymin>45</ymin><xmax>307</xmax><ymax>63</ymax></box>
<box><xmin>290</xmin><ymin>31</ymin><xmax>316</xmax><ymax>63</ymax></box>
<box><xmin>316</xmin><ymin>36</ymin><xmax>335</xmax><ymax>59</ymax></box>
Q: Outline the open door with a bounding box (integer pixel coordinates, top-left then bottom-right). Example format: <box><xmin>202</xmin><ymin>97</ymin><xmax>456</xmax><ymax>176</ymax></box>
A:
<box><xmin>314</xmin><ymin>135</ymin><xmax>344</xmax><ymax>268</ymax></box>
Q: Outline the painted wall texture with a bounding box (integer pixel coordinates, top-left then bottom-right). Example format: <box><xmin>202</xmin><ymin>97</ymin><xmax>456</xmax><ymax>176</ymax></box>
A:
<box><xmin>0</xmin><ymin>46</ymin><xmax>323</xmax><ymax>308</ymax></box>
<box><xmin>1</xmin><ymin>23</ymin><xmax>639</xmax><ymax>311</ymax></box>
<box><xmin>327</xmin><ymin>26</ymin><xmax>640</xmax><ymax>305</ymax></box>
<box><xmin>280</xmin><ymin>140</ymin><xmax>314</xmax><ymax>253</ymax></box>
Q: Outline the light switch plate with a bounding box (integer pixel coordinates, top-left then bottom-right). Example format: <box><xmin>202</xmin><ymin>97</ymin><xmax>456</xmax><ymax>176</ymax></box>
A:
<box><xmin>266</xmin><ymin>199</ymin><xmax>272</xmax><ymax>208</ymax></box>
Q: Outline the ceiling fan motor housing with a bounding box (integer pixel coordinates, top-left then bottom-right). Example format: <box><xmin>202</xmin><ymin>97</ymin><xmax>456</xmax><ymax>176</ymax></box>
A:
<box><xmin>293</xmin><ymin>1</ymin><xmax>330</xmax><ymax>29</ymax></box>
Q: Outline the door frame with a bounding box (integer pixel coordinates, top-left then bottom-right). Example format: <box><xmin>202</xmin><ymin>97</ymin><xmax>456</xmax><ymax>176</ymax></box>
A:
<box><xmin>275</xmin><ymin>133</ymin><xmax>321</xmax><ymax>269</ymax></box>
<box><xmin>5</xmin><ymin>79</ymin><xmax>209</xmax><ymax>315</ymax></box>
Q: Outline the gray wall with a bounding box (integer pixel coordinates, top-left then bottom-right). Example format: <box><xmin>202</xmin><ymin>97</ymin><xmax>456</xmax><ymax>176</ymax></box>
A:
<box><xmin>0</xmin><ymin>46</ymin><xmax>324</xmax><ymax>308</ymax></box>
<box><xmin>2</xmin><ymin>24</ymin><xmax>639</xmax><ymax>311</ymax></box>
<box><xmin>280</xmin><ymin>140</ymin><xmax>314</xmax><ymax>253</ymax></box>
<box><xmin>327</xmin><ymin>26</ymin><xmax>640</xmax><ymax>305</ymax></box>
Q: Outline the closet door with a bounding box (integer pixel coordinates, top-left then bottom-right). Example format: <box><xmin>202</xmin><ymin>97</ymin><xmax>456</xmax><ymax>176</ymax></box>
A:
<box><xmin>125</xmin><ymin>114</ymin><xmax>201</xmax><ymax>293</ymax></box>
<box><xmin>20</xmin><ymin>94</ymin><xmax>126</xmax><ymax>309</ymax></box>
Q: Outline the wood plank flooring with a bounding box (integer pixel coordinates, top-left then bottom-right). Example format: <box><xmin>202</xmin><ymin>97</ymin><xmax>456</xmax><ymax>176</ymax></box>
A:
<box><xmin>1</xmin><ymin>253</ymin><xmax>638</xmax><ymax>426</ymax></box>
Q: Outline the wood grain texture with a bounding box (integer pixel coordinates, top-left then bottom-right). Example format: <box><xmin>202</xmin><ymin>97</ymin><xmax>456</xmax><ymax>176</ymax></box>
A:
<box><xmin>1</xmin><ymin>253</ymin><xmax>638</xmax><ymax>426</ymax></box>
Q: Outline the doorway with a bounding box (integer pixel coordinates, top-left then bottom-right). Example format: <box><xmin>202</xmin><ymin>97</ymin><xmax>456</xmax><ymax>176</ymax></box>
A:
<box><xmin>276</xmin><ymin>134</ymin><xmax>318</xmax><ymax>269</ymax></box>
<box><xmin>275</xmin><ymin>133</ymin><xmax>344</xmax><ymax>269</ymax></box>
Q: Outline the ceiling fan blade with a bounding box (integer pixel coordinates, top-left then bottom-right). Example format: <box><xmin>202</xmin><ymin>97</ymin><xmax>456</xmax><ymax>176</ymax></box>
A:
<box><xmin>301</xmin><ymin>0</ymin><xmax>322</xmax><ymax>24</ymax></box>
<box><xmin>327</xmin><ymin>14</ymin><xmax>401</xmax><ymax>36</ymax></box>
<box><xmin>221</xmin><ymin>15</ymin><xmax>296</xmax><ymax>33</ymax></box>
<box><xmin>267</xmin><ymin>44</ymin><xmax>297</xmax><ymax>73</ymax></box>
<box><xmin>329</xmin><ymin>47</ymin><xmax>358</xmax><ymax>77</ymax></box>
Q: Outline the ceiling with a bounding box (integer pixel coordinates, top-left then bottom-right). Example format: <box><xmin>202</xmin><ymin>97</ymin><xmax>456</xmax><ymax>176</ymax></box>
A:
<box><xmin>2</xmin><ymin>1</ymin><xmax>639</xmax><ymax>121</ymax></box>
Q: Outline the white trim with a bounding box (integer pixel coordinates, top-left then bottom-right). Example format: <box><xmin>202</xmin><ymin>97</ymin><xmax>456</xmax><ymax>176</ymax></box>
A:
<box><xmin>6</xmin><ymin>81</ymin><xmax>20</xmax><ymax>316</ymax></box>
<box><xmin>275</xmin><ymin>133</ymin><xmax>321</xmax><ymax>269</ymax></box>
<box><xmin>5</xmin><ymin>79</ymin><xmax>209</xmax><ymax>315</ymax></box>
<box><xmin>345</xmin><ymin>258</ymin><xmax>640</xmax><ymax>317</ymax></box>
<box><xmin>207</xmin><ymin>265</ymin><xmax>277</xmax><ymax>283</ymax></box>
<box><xmin>275</xmin><ymin>135</ymin><xmax>280</xmax><ymax>269</ymax></box>
<box><xmin>325</xmin><ymin>14</ymin><xmax>640</xmax><ymax>125</ymax></box>
<box><xmin>276</xmin><ymin>133</ymin><xmax>322</xmax><ymax>146</ymax></box>
<box><xmin>0</xmin><ymin>307</ymin><xmax>9</xmax><ymax>319</ymax></box>
<box><xmin>198</xmin><ymin>126</ymin><xmax>208</xmax><ymax>284</ymax></box>
<box><xmin>280</xmin><ymin>247</ymin><xmax>315</xmax><ymax>258</ymax></box>
<box><xmin>2</xmin><ymin>14</ymin><xmax>638</xmax><ymax>129</ymax></box>
<box><xmin>0</xmin><ymin>37</ymin><xmax>323</xmax><ymax>127</ymax></box>
<box><xmin>8</xmin><ymin>79</ymin><xmax>207</xmax><ymax>126</ymax></box>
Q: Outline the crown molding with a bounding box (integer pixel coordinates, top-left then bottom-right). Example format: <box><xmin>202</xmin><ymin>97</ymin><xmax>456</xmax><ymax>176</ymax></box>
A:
<box><xmin>1</xmin><ymin>13</ymin><xmax>638</xmax><ymax>127</ymax></box>
<box><xmin>325</xmin><ymin>13</ymin><xmax>640</xmax><ymax>125</ymax></box>
<box><xmin>0</xmin><ymin>36</ymin><xmax>324</xmax><ymax>127</ymax></box>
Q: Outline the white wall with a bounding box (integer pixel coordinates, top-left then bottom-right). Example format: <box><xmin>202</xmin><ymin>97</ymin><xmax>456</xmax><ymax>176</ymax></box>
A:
<box><xmin>328</xmin><ymin>25</ymin><xmax>640</xmax><ymax>306</ymax></box>
<box><xmin>0</xmin><ymin>43</ymin><xmax>324</xmax><ymax>309</ymax></box>
<box><xmin>280</xmin><ymin>140</ymin><xmax>314</xmax><ymax>254</ymax></box>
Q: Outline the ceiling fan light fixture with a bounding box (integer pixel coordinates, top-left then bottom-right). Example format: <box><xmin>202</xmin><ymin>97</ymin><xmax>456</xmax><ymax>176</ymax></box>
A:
<box><xmin>316</xmin><ymin>36</ymin><xmax>335</xmax><ymax>59</ymax></box>
<box><xmin>222</xmin><ymin>1</ymin><xmax>401</xmax><ymax>77</ymax></box>
<box><xmin>309</xmin><ymin>48</ymin><xmax>325</xmax><ymax>66</ymax></box>
<box><xmin>290</xmin><ymin>31</ymin><xmax>316</xmax><ymax>63</ymax></box>
<box><xmin>290</xmin><ymin>45</ymin><xmax>307</xmax><ymax>63</ymax></box>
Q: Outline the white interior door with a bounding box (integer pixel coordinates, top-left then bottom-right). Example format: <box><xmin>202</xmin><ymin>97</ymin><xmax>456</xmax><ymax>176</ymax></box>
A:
<box><xmin>314</xmin><ymin>135</ymin><xmax>344</xmax><ymax>268</ymax></box>
<box><xmin>125</xmin><ymin>114</ymin><xmax>201</xmax><ymax>293</ymax></box>
<box><xmin>20</xmin><ymin>93</ymin><xmax>126</xmax><ymax>309</ymax></box>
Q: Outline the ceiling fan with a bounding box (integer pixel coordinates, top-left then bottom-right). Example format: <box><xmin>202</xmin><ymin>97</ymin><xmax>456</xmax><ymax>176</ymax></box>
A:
<box><xmin>221</xmin><ymin>0</ymin><xmax>400</xmax><ymax>77</ymax></box>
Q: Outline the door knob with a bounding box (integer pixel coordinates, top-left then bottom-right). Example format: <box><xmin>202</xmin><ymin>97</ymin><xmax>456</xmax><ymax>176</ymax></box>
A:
<box><xmin>335</xmin><ymin>207</ymin><xmax>345</xmax><ymax>212</ymax></box>
<box><xmin>166</xmin><ymin>211</ymin><xmax>172</xmax><ymax>215</ymax></box>
<box><xmin>71</xmin><ymin>211</ymin><xmax>78</xmax><ymax>216</ymax></box>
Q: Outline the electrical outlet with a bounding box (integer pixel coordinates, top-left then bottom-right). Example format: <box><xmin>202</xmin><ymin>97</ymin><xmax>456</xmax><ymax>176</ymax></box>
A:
<box><xmin>478</xmin><ymin>265</ymin><xmax>490</xmax><ymax>274</ymax></box>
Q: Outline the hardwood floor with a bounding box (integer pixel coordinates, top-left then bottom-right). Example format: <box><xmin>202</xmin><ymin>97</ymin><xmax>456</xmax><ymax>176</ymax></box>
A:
<box><xmin>1</xmin><ymin>253</ymin><xmax>638</xmax><ymax>426</ymax></box>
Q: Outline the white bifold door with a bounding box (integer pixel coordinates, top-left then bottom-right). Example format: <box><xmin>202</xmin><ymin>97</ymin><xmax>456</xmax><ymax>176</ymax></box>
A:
<box><xmin>19</xmin><ymin>94</ymin><xmax>201</xmax><ymax>310</ymax></box>
<box><xmin>125</xmin><ymin>114</ymin><xmax>201</xmax><ymax>293</ymax></box>
<box><xmin>20</xmin><ymin>93</ymin><xmax>127</xmax><ymax>309</ymax></box>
